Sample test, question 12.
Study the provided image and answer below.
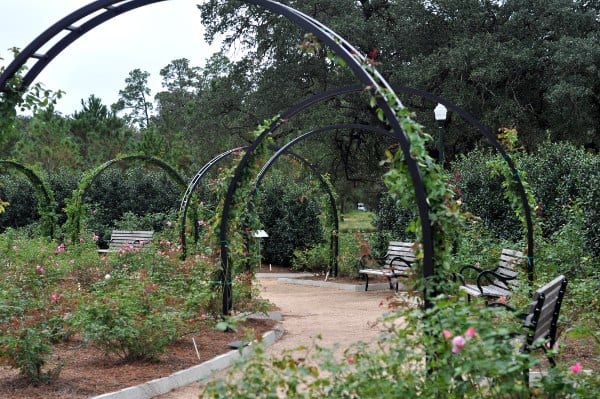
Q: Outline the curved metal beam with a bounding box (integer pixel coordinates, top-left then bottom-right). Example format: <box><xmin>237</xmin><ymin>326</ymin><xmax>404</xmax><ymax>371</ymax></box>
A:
<box><xmin>253</xmin><ymin>123</ymin><xmax>396</xmax><ymax>276</ymax></box>
<box><xmin>179</xmin><ymin>147</ymin><xmax>339</xmax><ymax>273</ymax></box>
<box><xmin>178</xmin><ymin>147</ymin><xmax>245</xmax><ymax>258</ymax></box>
<box><xmin>217</xmin><ymin>2</ymin><xmax>431</xmax><ymax>314</ymax></box>
<box><xmin>0</xmin><ymin>1</ymin><xmax>167</xmax><ymax>93</ymax></box>
<box><xmin>0</xmin><ymin>160</ymin><xmax>57</xmax><ymax>239</ymax></box>
<box><xmin>66</xmin><ymin>154</ymin><xmax>186</xmax><ymax>242</ymax></box>
<box><xmin>255</xmin><ymin>84</ymin><xmax>535</xmax><ymax>282</ymax></box>
<box><xmin>390</xmin><ymin>84</ymin><xmax>535</xmax><ymax>282</ymax></box>
<box><xmin>0</xmin><ymin>3</ymin><xmax>431</xmax><ymax>312</ymax></box>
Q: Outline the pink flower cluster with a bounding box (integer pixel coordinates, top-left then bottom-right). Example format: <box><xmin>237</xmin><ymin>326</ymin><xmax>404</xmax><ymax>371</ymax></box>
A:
<box><xmin>570</xmin><ymin>362</ymin><xmax>583</xmax><ymax>374</ymax></box>
<box><xmin>443</xmin><ymin>326</ymin><xmax>476</xmax><ymax>354</ymax></box>
<box><xmin>55</xmin><ymin>243</ymin><xmax>66</xmax><ymax>254</ymax></box>
<box><xmin>117</xmin><ymin>243</ymin><xmax>141</xmax><ymax>255</ymax></box>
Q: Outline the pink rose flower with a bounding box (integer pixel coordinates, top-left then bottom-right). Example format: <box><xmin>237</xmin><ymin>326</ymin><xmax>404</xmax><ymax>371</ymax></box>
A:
<box><xmin>36</xmin><ymin>265</ymin><xmax>45</xmax><ymax>274</ymax></box>
<box><xmin>55</xmin><ymin>243</ymin><xmax>65</xmax><ymax>253</ymax></box>
<box><xmin>347</xmin><ymin>357</ymin><xmax>355</xmax><ymax>364</ymax></box>
<box><xmin>465</xmin><ymin>326</ymin><xmax>476</xmax><ymax>338</ymax></box>
<box><xmin>570</xmin><ymin>362</ymin><xmax>583</xmax><ymax>374</ymax></box>
<box><xmin>452</xmin><ymin>336</ymin><xmax>465</xmax><ymax>354</ymax></box>
<box><xmin>51</xmin><ymin>293</ymin><xmax>59</xmax><ymax>303</ymax></box>
<box><xmin>442</xmin><ymin>330</ymin><xmax>453</xmax><ymax>340</ymax></box>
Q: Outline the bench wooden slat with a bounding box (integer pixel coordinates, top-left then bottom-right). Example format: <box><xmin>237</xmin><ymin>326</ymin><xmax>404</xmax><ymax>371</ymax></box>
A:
<box><xmin>359</xmin><ymin>241</ymin><xmax>416</xmax><ymax>291</ymax></box>
<box><xmin>98</xmin><ymin>230</ymin><xmax>154</xmax><ymax>253</ymax></box>
<box><xmin>508</xmin><ymin>275</ymin><xmax>567</xmax><ymax>385</ymax></box>
<box><xmin>459</xmin><ymin>248</ymin><xmax>525</xmax><ymax>301</ymax></box>
<box><xmin>525</xmin><ymin>275</ymin><xmax>567</xmax><ymax>347</ymax></box>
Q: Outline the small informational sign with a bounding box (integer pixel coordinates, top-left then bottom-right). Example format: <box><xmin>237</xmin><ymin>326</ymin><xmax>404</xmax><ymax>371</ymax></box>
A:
<box><xmin>253</xmin><ymin>229</ymin><xmax>269</xmax><ymax>238</ymax></box>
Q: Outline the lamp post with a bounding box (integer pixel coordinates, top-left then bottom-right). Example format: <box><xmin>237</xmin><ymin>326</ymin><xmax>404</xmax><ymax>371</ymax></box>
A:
<box><xmin>434</xmin><ymin>103</ymin><xmax>447</xmax><ymax>166</ymax></box>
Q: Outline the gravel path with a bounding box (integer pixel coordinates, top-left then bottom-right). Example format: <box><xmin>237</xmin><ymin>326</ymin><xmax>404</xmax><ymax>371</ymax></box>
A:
<box><xmin>155</xmin><ymin>276</ymin><xmax>393</xmax><ymax>398</ymax></box>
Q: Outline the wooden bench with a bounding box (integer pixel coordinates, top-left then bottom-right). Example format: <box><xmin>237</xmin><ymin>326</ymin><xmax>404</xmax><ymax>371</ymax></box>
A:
<box><xmin>358</xmin><ymin>241</ymin><xmax>415</xmax><ymax>291</ymax></box>
<box><xmin>458</xmin><ymin>248</ymin><xmax>525</xmax><ymax>301</ymax></box>
<box><xmin>491</xmin><ymin>275</ymin><xmax>568</xmax><ymax>384</ymax></box>
<box><xmin>97</xmin><ymin>230</ymin><xmax>154</xmax><ymax>253</ymax></box>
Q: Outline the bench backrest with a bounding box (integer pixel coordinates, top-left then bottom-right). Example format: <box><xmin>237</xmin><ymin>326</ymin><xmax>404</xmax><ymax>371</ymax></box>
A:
<box><xmin>109</xmin><ymin>230</ymin><xmax>154</xmax><ymax>249</ymax></box>
<box><xmin>523</xmin><ymin>275</ymin><xmax>567</xmax><ymax>350</ymax></box>
<box><xmin>385</xmin><ymin>241</ymin><xmax>417</xmax><ymax>267</ymax></box>
<box><xmin>496</xmin><ymin>248</ymin><xmax>526</xmax><ymax>279</ymax></box>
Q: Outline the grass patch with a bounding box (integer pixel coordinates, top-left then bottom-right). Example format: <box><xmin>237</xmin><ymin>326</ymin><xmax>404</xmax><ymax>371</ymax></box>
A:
<box><xmin>339</xmin><ymin>211</ymin><xmax>375</xmax><ymax>233</ymax></box>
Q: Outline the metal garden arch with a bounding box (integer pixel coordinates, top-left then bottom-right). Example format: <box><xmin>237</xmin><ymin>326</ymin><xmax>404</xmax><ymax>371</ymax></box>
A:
<box><xmin>64</xmin><ymin>155</ymin><xmax>186</xmax><ymax>243</ymax></box>
<box><xmin>178</xmin><ymin>147</ymin><xmax>339</xmax><ymax>273</ymax></box>
<box><xmin>253</xmin><ymin>123</ymin><xmax>398</xmax><ymax>276</ymax></box>
<box><xmin>0</xmin><ymin>160</ymin><xmax>57</xmax><ymax>239</ymax></box>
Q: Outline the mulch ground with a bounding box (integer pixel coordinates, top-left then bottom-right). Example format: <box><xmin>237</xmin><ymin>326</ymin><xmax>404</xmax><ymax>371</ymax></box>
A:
<box><xmin>0</xmin><ymin>318</ymin><xmax>276</xmax><ymax>399</ymax></box>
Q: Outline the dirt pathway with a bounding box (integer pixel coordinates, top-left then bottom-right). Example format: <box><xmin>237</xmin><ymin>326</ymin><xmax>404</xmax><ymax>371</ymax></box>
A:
<box><xmin>156</xmin><ymin>276</ymin><xmax>393</xmax><ymax>398</ymax></box>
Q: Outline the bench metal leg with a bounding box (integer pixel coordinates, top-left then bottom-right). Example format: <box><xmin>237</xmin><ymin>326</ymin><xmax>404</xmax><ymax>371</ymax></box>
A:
<box><xmin>364</xmin><ymin>275</ymin><xmax>369</xmax><ymax>291</ymax></box>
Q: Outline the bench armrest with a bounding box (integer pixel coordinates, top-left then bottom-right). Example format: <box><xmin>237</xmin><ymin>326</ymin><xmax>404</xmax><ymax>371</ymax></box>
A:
<box><xmin>458</xmin><ymin>264</ymin><xmax>485</xmax><ymax>277</ymax></box>
<box><xmin>389</xmin><ymin>255</ymin><xmax>412</xmax><ymax>269</ymax></box>
<box><xmin>476</xmin><ymin>269</ymin><xmax>514</xmax><ymax>292</ymax></box>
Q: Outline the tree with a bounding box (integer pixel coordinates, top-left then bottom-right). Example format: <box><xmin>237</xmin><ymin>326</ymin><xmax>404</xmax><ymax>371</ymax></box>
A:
<box><xmin>13</xmin><ymin>106</ymin><xmax>82</xmax><ymax>172</ymax></box>
<box><xmin>198</xmin><ymin>0</ymin><xmax>600</xmax><ymax>154</ymax></box>
<box><xmin>69</xmin><ymin>95</ymin><xmax>131</xmax><ymax>164</ymax></box>
<box><xmin>114</xmin><ymin>69</ymin><xmax>153</xmax><ymax>129</ymax></box>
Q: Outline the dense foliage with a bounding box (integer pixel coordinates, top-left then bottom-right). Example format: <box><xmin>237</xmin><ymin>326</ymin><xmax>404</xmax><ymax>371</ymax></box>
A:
<box><xmin>257</xmin><ymin>172</ymin><xmax>324</xmax><ymax>265</ymax></box>
<box><xmin>450</xmin><ymin>142</ymin><xmax>600</xmax><ymax>256</ymax></box>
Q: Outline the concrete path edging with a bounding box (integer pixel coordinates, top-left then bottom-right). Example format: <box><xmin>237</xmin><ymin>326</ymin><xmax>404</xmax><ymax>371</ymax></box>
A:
<box><xmin>256</xmin><ymin>271</ymin><xmax>406</xmax><ymax>292</ymax></box>
<box><xmin>276</xmin><ymin>276</ymin><xmax>409</xmax><ymax>292</ymax></box>
<box><xmin>91</xmin><ymin>313</ymin><xmax>284</xmax><ymax>399</ymax></box>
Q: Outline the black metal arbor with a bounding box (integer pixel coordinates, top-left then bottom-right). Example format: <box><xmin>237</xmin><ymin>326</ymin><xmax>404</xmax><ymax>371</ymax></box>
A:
<box><xmin>178</xmin><ymin>147</ymin><xmax>339</xmax><ymax>274</ymax></box>
<box><xmin>0</xmin><ymin>160</ymin><xmax>57</xmax><ymax>239</ymax></box>
<box><xmin>0</xmin><ymin>0</ymin><xmax>535</xmax><ymax>317</ymax></box>
<box><xmin>64</xmin><ymin>155</ymin><xmax>187</xmax><ymax>243</ymax></box>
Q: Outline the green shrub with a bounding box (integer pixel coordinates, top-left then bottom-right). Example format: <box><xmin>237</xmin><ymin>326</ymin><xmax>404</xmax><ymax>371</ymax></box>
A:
<box><xmin>0</xmin><ymin>327</ymin><xmax>59</xmax><ymax>384</ymax></box>
<box><xmin>371</xmin><ymin>193</ymin><xmax>417</xmax><ymax>252</ymax></box>
<box><xmin>0</xmin><ymin>174</ymin><xmax>39</xmax><ymax>231</ymax></box>
<box><xmin>257</xmin><ymin>173</ymin><xmax>324</xmax><ymax>265</ymax></box>
<box><xmin>451</xmin><ymin>148</ymin><xmax>521</xmax><ymax>241</ymax></box>
<box><xmin>0</xmin><ymin>236</ymin><xmax>72</xmax><ymax>383</ymax></box>
<box><xmin>291</xmin><ymin>243</ymin><xmax>329</xmax><ymax>273</ymax></box>
<box><xmin>74</xmin><ymin>276</ymin><xmax>179</xmax><ymax>361</ymax></box>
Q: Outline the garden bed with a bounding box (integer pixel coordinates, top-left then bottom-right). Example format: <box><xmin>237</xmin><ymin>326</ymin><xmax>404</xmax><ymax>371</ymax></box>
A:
<box><xmin>0</xmin><ymin>318</ymin><xmax>277</xmax><ymax>399</ymax></box>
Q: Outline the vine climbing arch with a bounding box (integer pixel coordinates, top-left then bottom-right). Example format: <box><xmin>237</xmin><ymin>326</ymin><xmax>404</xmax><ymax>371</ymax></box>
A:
<box><xmin>0</xmin><ymin>160</ymin><xmax>57</xmax><ymax>239</ymax></box>
<box><xmin>64</xmin><ymin>155</ymin><xmax>186</xmax><ymax>243</ymax></box>
<box><xmin>0</xmin><ymin>0</ymin><xmax>535</xmax><ymax>317</ymax></box>
<box><xmin>179</xmin><ymin>147</ymin><xmax>339</xmax><ymax>272</ymax></box>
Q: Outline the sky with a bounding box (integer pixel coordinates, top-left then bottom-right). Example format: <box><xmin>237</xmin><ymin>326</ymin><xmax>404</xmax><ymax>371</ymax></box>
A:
<box><xmin>0</xmin><ymin>0</ymin><xmax>220</xmax><ymax>115</ymax></box>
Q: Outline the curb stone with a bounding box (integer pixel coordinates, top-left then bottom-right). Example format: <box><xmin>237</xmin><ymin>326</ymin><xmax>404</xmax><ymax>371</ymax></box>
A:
<box><xmin>276</xmin><ymin>277</ymin><xmax>409</xmax><ymax>292</ymax></box>
<box><xmin>91</xmin><ymin>312</ymin><xmax>284</xmax><ymax>399</ymax></box>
